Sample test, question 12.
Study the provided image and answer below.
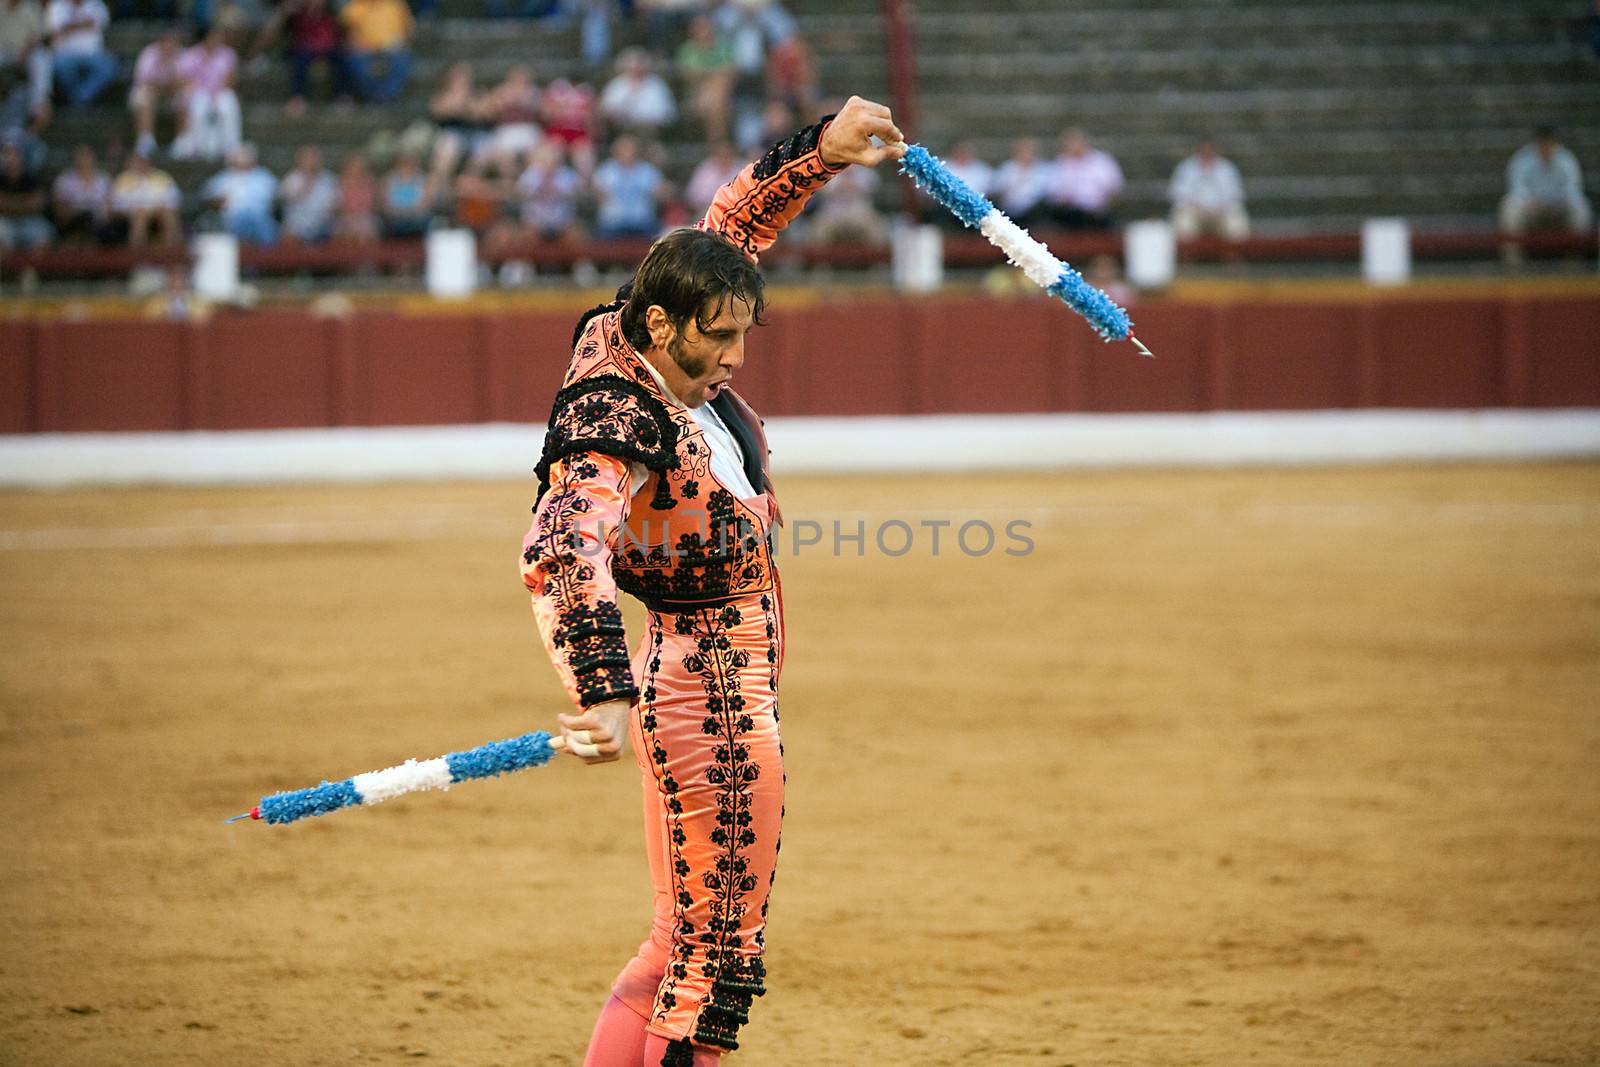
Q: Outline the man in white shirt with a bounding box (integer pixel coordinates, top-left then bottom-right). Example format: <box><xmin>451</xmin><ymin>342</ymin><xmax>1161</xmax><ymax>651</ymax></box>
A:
<box><xmin>598</xmin><ymin>47</ymin><xmax>676</xmax><ymax>134</ymax></box>
<box><xmin>992</xmin><ymin>136</ymin><xmax>1049</xmax><ymax>227</ymax></box>
<box><xmin>44</xmin><ymin>0</ymin><xmax>114</xmax><ymax>106</ymax></box>
<box><xmin>201</xmin><ymin>142</ymin><xmax>278</xmax><ymax>245</ymax></box>
<box><xmin>1044</xmin><ymin>128</ymin><xmax>1123</xmax><ymax>230</ymax></box>
<box><xmin>1499</xmin><ymin>126</ymin><xmax>1592</xmax><ymax>237</ymax></box>
<box><xmin>1168</xmin><ymin>139</ymin><xmax>1248</xmax><ymax>241</ymax></box>
<box><xmin>1</xmin><ymin>0</ymin><xmax>53</xmax><ymax>124</ymax></box>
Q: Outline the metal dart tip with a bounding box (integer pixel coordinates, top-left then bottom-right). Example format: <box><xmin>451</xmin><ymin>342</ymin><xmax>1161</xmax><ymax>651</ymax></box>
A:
<box><xmin>225</xmin><ymin>811</ymin><xmax>253</xmax><ymax>824</ymax></box>
<box><xmin>1129</xmin><ymin>335</ymin><xmax>1155</xmax><ymax>358</ymax></box>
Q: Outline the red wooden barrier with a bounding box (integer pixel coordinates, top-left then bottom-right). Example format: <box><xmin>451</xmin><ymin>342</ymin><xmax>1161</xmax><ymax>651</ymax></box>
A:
<box><xmin>3</xmin><ymin>294</ymin><xmax>1597</xmax><ymax>434</ymax></box>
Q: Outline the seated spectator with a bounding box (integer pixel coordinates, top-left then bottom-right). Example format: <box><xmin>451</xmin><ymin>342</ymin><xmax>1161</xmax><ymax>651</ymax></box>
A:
<box><xmin>734</xmin><ymin>96</ymin><xmax>788</xmax><ymax>153</ymax></box>
<box><xmin>428</xmin><ymin>61</ymin><xmax>488</xmax><ymax>180</ymax></box>
<box><xmin>45</xmin><ymin>0</ymin><xmax>115</xmax><ymax>107</ymax></box>
<box><xmin>281</xmin><ymin>0</ymin><xmax>349</xmax><ymax>116</ymax></box>
<box><xmin>1168</xmin><ymin>139</ymin><xmax>1248</xmax><ymax>241</ymax></box>
<box><xmin>332</xmin><ymin>150</ymin><xmax>378</xmax><ymax>242</ymax></box>
<box><xmin>379</xmin><ymin>149</ymin><xmax>434</xmax><ymax>238</ymax></box>
<box><xmin>1043</xmin><ymin>128</ymin><xmax>1122</xmax><ymax>230</ymax></box>
<box><xmin>512</xmin><ymin>139</ymin><xmax>580</xmax><ymax>241</ymax></box>
<box><xmin>202</xmin><ymin>142</ymin><xmax>278</xmax><ymax>244</ymax></box>
<box><xmin>943</xmin><ymin>140</ymin><xmax>992</xmax><ymax>197</ymax></box>
<box><xmin>540</xmin><ymin>75</ymin><xmax>594</xmax><ymax>175</ymax></box>
<box><xmin>597</xmin><ymin>47</ymin><xmax>674</xmax><ymax>135</ymax></box>
<box><xmin>676</xmin><ymin>15</ymin><xmax>734</xmax><ymax>142</ymax></box>
<box><xmin>129</xmin><ymin>29</ymin><xmax>183</xmax><ymax>157</ymax></box>
<box><xmin>1499</xmin><ymin>126</ymin><xmax>1592</xmax><ymax>238</ymax></box>
<box><xmin>340</xmin><ymin>0</ymin><xmax>412</xmax><ymax>104</ymax></box>
<box><xmin>591</xmin><ymin>133</ymin><xmax>664</xmax><ymax>238</ymax></box>
<box><xmin>278</xmin><ymin>143</ymin><xmax>338</xmax><ymax>243</ymax></box>
<box><xmin>450</xmin><ymin>150</ymin><xmax>509</xmax><ymax>237</ymax></box>
<box><xmin>109</xmin><ymin>148</ymin><xmax>181</xmax><ymax>246</ymax></box>
<box><xmin>809</xmin><ymin>162</ymin><xmax>883</xmax><ymax>245</ymax></box>
<box><xmin>713</xmin><ymin>0</ymin><xmax>795</xmax><ymax>74</ymax></box>
<box><xmin>683</xmin><ymin>139</ymin><xmax>738</xmax><ymax>217</ymax></box>
<box><xmin>172</xmin><ymin>26</ymin><xmax>241</xmax><ymax>161</ymax></box>
<box><xmin>1</xmin><ymin>0</ymin><xmax>52</xmax><ymax>130</ymax></box>
<box><xmin>478</xmin><ymin>64</ymin><xmax>541</xmax><ymax>164</ymax></box>
<box><xmin>51</xmin><ymin>142</ymin><xmax>112</xmax><ymax>242</ymax></box>
<box><xmin>765</xmin><ymin>30</ymin><xmax>816</xmax><ymax>113</ymax></box>
<box><xmin>933</xmin><ymin>139</ymin><xmax>991</xmax><ymax>231</ymax></box>
<box><xmin>992</xmin><ymin>136</ymin><xmax>1049</xmax><ymax>227</ymax></box>
<box><xmin>0</xmin><ymin>138</ymin><xmax>49</xmax><ymax>248</ymax></box>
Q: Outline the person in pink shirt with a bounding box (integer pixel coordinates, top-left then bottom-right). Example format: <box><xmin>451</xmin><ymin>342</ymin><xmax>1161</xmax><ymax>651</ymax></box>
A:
<box><xmin>171</xmin><ymin>25</ymin><xmax>240</xmax><ymax>161</ymax></box>
<box><xmin>128</xmin><ymin>27</ymin><xmax>183</xmax><ymax>158</ymax></box>
<box><xmin>1043</xmin><ymin>127</ymin><xmax>1123</xmax><ymax>231</ymax></box>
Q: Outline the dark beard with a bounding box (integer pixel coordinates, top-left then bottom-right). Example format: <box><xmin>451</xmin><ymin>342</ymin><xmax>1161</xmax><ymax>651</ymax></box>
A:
<box><xmin>667</xmin><ymin>333</ymin><xmax>711</xmax><ymax>382</ymax></box>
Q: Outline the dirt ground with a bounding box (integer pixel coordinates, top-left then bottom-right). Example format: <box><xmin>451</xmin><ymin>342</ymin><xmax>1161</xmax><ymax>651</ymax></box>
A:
<box><xmin>2</xmin><ymin>464</ymin><xmax>1597</xmax><ymax>1067</ymax></box>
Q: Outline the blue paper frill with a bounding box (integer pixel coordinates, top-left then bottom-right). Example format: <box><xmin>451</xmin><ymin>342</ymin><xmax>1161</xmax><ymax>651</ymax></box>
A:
<box><xmin>444</xmin><ymin>731</ymin><xmax>557</xmax><ymax>783</ymax></box>
<box><xmin>898</xmin><ymin>145</ymin><xmax>993</xmax><ymax>229</ymax></box>
<box><xmin>259</xmin><ymin>777</ymin><xmax>362</xmax><ymax>825</ymax></box>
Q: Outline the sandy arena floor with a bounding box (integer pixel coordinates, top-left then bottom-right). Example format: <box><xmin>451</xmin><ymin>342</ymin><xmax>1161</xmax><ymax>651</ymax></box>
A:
<box><xmin>2</xmin><ymin>464</ymin><xmax>1597</xmax><ymax>1066</ymax></box>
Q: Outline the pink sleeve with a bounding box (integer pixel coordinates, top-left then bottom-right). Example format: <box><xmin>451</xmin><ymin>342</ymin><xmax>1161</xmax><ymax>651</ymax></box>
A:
<box><xmin>521</xmin><ymin>452</ymin><xmax>638</xmax><ymax>710</ymax></box>
<box><xmin>697</xmin><ymin>116</ymin><xmax>844</xmax><ymax>260</ymax></box>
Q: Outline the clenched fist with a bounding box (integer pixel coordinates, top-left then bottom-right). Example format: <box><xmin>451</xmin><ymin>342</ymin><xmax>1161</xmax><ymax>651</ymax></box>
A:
<box><xmin>819</xmin><ymin>95</ymin><xmax>907</xmax><ymax>168</ymax></box>
<box><xmin>550</xmin><ymin>699</ymin><xmax>630</xmax><ymax>764</ymax></box>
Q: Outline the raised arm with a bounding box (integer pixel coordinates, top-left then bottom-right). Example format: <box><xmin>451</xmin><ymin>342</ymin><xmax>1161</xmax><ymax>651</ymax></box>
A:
<box><xmin>698</xmin><ymin>94</ymin><xmax>906</xmax><ymax>259</ymax></box>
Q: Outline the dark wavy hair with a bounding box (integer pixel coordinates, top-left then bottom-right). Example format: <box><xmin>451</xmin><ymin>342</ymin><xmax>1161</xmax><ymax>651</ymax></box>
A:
<box><xmin>618</xmin><ymin>228</ymin><xmax>766</xmax><ymax>352</ymax></box>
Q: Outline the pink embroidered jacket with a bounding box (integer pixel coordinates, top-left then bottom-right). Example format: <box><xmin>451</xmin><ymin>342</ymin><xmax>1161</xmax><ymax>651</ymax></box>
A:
<box><xmin>521</xmin><ymin>118</ymin><xmax>842</xmax><ymax>710</ymax></box>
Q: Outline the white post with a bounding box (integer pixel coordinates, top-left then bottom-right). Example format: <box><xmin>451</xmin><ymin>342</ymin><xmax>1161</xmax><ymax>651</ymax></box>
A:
<box><xmin>1362</xmin><ymin>218</ymin><xmax>1411</xmax><ymax>286</ymax></box>
<box><xmin>891</xmin><ymin>221</ymin><xmax>942</xmax><ymax>292</ymax></box>
<box><xmin>426</xmin><ymin>228</ymin><xmax>477</xmax><ymax>299</ymax></box>
<box><xmin>192</xmin><ymin>232</ymin><xmax>239</xmax><ymax>300</ymax></box>
<box><xmin>1124</xmin><ymin>220</ymin><xmax>1176</xmax><ymax>289</ymax></box>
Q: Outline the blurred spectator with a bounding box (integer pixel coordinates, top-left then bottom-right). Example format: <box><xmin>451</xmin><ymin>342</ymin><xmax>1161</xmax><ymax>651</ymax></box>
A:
<box><xmin>598</xmin><ymin>48</ymin><xmax>674</xmax><ymax>135</ymax></box>
<box><xmin>1</xmin><ymin>0</ymin><xmax>52</xmax><ymax>129</ymax></box>
<box><xmin>676</xmin><ymin>15</ymin><xmax>734</xmax><ymax>142</ymax></box>
<box><xmin>379</xmin><ymin>150</ymin><xmax>434</xmax><ymax>237</ymax></box>
<box><xmin>713</xmin><ymin>0</ymin><xmax>795</xmax><ymax>73</ymax></box>
<box><xmin>1499</xmin><ymin>126</ymin><xmax>1592</xmax><ymax>237</ymax></box>
<box><xmin>992</xmin><ymin>137</ymin><xmax>1049</xmax><ymax>226</ymax></box>
<box><xmin>51</xmin><ymin>142</ymin><xmax>112</xmax><ymax>242</ymax></box>
<box><xmin>591</xmin><ymin>132</ymin><xmax>663</xmax><ymax>238</ymax></box>
<box><xmin>1168</xmin><ymin>139</ymin><xmax>1248</xmax><ymax>241</ymax></box>
<box><xmin>513</xmin><ymin>139</ymin><xmax>580</xmax><ymax>241</ymax></box>
<box><xmin>451</xmin><ymin>150</ymin><xmax>508</xmax><ymax>236</ymax></box>
<box><xmin>332</xmin><ymin>150</ymin><xmax>378</xmax><ymax>242</ymax></box>
<box><xmin>809</xmin><ymin>162</ymin><xmax>883</xmax><ymax>244</ymax></box>
<box><xmin>540</xmin><ymin>75</ymin><xmax>594</xmax><ymax>174</ymax></box>
<box><xmin>202</xmin><ymin>142</ymin><xmax>278</xmax><ymax>244</ymax></box>
<box><xmin>943</xmin><ymin>140</ymin><xmax>992</xmax><ymax>197</ymax></box>
<box><xmin>428</xmin><ymin>61</ymin><xmax>487</xmax><ymax>179</ymax></box>
<box><xmin>1044</xmin><ymin>128</ymin><xmax>1122</xmax><ymax>230</ymax></box>
<box><xmin>479</xmin><ymin>64</ymin><xmax>541</xmax><ymax>164</ymax></box>
<box><xmin>110</xmin><ymin>149</ymin><xmax>181</xmax><ymax>246</ymax></box>
<box><xmin>172</xmin><ymin>26</ymin><xmax>241</xmax><ymax>161</ymax></box>
<box><xmin>340</xmin><ymin>0</ymin><xmax>412</xmax><ymax>104</ymax></box>
<box><xmin>765</xmin><ymin>31</ymin><xmax>816</xmax><ymax>112</ymax></box>
<box><xmin>45</xmin><ymin>0</ymin><xmax>115</xmax><ymax>107</ymax></box>
<box><xmin>129</xmin><ymin>28</ymin><xmax>183</xmax><ymax>157</ymax></box>
<box><xmin>282</xmin><ymin>0</ymin><xmax>349</xmax><ymax>116</ymax></box>
<box><xmin>734</xmin><ymin>96</ymin><xmax>788</xmax><ymax>154</ymax></box>
<box><xmin>0</xmin><ymin>138</ymin><xmax>50</xmax><ymax>248</ymax></box>
<box><xmin>278</xmin><ymin>144</ymin><xmax>338</xmax><ymax>242</ymax></box>
<box><xmin>684</xmin><ymin>139</ymin><xmax>738</xmax><ymax>217</ymax></box>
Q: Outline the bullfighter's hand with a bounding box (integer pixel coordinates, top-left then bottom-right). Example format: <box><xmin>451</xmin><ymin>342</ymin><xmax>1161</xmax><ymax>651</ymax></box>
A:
<box><xmin>551</xmin><ymin>700</ymin><xmax>630</xmax><ymax>764</ymax></box>
<box><xmin>820</xmin><ymin>95</ymin><xmax>908</xmax><ymax>168</ymax></box>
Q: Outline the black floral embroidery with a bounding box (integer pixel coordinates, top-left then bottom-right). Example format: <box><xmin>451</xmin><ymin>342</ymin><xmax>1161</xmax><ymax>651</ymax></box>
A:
<box><xmin>527</xmin><ymin>465</ymin><xmax>637</xmax><ymax>708</ymax></box>
<box><xmin>750</xmin><ymin>116</ymin><xmax>834</xmax><ymax>181</ymax></box>
<box><xmin>659</xmin><ymin>1038</ymin><xmax>694</xmax><ymax>1067</ymax></box>
<box><xmin>535</xmin><ymin>375</ymin><xmax>678</xmax><ymax>506</ymax></box>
